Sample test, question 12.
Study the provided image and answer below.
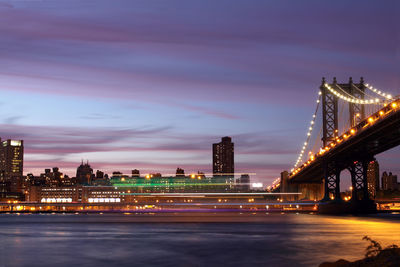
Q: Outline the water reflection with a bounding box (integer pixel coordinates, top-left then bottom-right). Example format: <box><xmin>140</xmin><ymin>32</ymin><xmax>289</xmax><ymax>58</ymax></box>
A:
<box><xmin>0</xmin><ymin>213</ymin><xmax>398</xmax><ymax>267</ymax></box>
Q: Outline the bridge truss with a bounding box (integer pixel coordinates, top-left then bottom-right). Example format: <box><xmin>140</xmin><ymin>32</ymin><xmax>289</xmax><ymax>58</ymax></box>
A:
<box><xmin>286</xmin><ymin>77</ymin><xmax>396</xmax><ymax>204</ymax></box>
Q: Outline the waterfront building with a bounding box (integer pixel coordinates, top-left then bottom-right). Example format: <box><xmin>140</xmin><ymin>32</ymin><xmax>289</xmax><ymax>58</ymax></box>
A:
<box><xmin>381</xmin><ymin>172</ymin><xmax>398</xmax><ymax>191</ymax></box>
<box><xmin>28</xmin><ymin>186</ymin><xmax>123</xmax><ymax>203</ymax></box>
<box><xmin>0</xmin><ymin>139</ymin><xmax>24</xmax><ymax>193</ymax></box>
<box><xmin>367</xmin><ymin>160</ymin><xmax>380</xmax><ymax>199</ymax></box>
<box><xmin>213</xmin><ymin>136</ymin><xmax>234</xmax><ymax>177</ymax></box>
<box><xmin>110</xmin><ymin>174</ymin><xmax>236</xmax><ymax>193</ymax></box>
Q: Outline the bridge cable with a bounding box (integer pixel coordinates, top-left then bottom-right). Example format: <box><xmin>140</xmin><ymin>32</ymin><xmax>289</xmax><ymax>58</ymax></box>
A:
<box><xmin>365</xmin><ymin>83</ymin><xmax>393</xmax><ymax>100</ymax></box>
<box><xmin>350</xmin><ymin>84</ymin><xmax>383</xmax><ymax>115</ymax></box>
<box><xmin>324</xmin><ymin>83</ymin><xmax>381</xmax><ymax>104</ymax></box>
<box><xmin>292</xmin><ymin>92</ymin><xmax>321</xmax><ymax>171</ymax></box>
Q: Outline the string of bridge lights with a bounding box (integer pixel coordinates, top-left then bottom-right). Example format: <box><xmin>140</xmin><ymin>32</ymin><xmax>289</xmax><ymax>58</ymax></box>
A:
<box><xmin>291</xmin><ymin>82</ymin><xmax>395</xmax><ymax>174</ymax></box>
<box><xmin>324</xmin><ymin>83</ymin><xmax>394</xmax><ymax>104</ymax></box>
<box><xmin>291</xmin><ymin>82</ymin><xmax>394</xmax><ymax>172</ymax></box>
<box><xmin>324</xmin><ymin>83</ymin><xmax>383</xmax><ymax>104</ymax></box>
<box><xmin>365</xmin><ymin>83</ymin><xmax>393</xmax><ymax>100</ymax></box>
<box><xmin>291</xmin><ymin>92</ymin><xmax>321</xmax><ymax>172</ymax></box>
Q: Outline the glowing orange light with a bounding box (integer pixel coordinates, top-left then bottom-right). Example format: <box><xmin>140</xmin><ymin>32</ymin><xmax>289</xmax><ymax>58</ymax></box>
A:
<box><xmin>391</xmin><ymin>102</ymin><xmax>397</xmax><ymax>108</ymax></box>
<box><xmin>379</xmin><ymin>111</ymin><xmax>384</xmax><ymax>116</ymax></box>
<box><xmin>350</xmin><ymin>129</ymin><xmax>356</xmax><ymax>134</ymax></box>
<box><xmin>368</xmin><ymin>117</ymin><xmax>374</xmax><ymax>123</ymax></box>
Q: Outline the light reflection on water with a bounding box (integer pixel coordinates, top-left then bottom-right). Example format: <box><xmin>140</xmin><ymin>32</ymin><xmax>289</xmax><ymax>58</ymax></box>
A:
<box><xmin>0</xmin><ymin>213</ymin><xmax>399</xmax><ymax>267</ymax></box>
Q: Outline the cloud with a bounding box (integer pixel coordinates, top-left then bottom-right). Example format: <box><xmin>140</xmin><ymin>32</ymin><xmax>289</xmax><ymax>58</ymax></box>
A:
<box><xmin>3</xmin><ymin>115</ymin><xmax>24</xmax><ymax>124</ymax></box>
<box><xmin>79</xmin><ymin>113</ymin><xmax>121</xmax><ymax>120</ymax></box>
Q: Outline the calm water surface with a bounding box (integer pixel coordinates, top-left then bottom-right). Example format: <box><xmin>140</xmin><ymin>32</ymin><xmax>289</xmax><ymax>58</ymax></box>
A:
<box><xmin>0</xmin><ymin>212</ymin><xmax>399</xmax><ymax>267</ymax></box>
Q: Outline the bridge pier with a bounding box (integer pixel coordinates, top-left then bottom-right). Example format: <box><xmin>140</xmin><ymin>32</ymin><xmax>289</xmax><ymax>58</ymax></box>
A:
<box><xmin>349</xmin><ymin>160</ymin><xmax>370</xmax><ymax>201</ymax></box>
<box><xmin>319</xmin><ymin>158</ymin><xmax>376</xmax><ymax>214</ymax></box>
<box><xmin>322</xmin><ymin>161</ymin><xmax>341</xmax><ymax>202</ymax></box>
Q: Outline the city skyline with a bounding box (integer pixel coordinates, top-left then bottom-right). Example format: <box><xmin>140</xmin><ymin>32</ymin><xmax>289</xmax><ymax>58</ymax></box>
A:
<box><xmin>0</xmin><ymin>1</ymin><xmax>398</xmax><ymax>183</ymax></box>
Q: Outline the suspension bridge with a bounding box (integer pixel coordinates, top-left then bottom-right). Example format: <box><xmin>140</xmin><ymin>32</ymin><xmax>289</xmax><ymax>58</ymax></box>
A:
<box><xmin>271</xmin><ymin>77</ymin><xmax>400</xmax><ymax>213</ymax></box>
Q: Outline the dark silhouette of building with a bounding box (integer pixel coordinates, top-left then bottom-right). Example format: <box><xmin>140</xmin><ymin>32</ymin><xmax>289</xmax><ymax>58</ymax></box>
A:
<box><xmin>27</xmin><ymin>167</ymin><xmax>76</xmax><ymax>188</ymax></box>
<box><xmin>76</xmin><ymin>161</ymin><xmax>93</xmax><ymax>185</ymax></box>
<box><xmin>367</xmin><ymin>160</ymin><xmax>380</xmax><ymax>198</ymax></box>
<box><xmin>131</xmin><ymin>169</ymin><xmax>140</xmax><ymax>177</ymax></box>
<box><xmin>0</xmin><ymin>139</ymin><xmax>24</xmax><ymax>193</ymax></box>
<box><xmin>40</xmin><ymin>167</ymin><xmax>62</xmax><ymax>187</ymax></box>
<box><xmin>176</xmin><ymin>167</ymin><xmax>185</xmax><ymax>177</ymax></box>
<box><xmin>381</xmin><ymin>171</ymin><xmax>398</xmax><ymax>191</ymax></box>
<box><xmin>92</xmin><ymin>170</ymin><xmax>110</xmax><ymax>186</ymax></box>
<box><xmin>213</xmin><ymin>136</ymin><xmax>234</xmax><ymax>177</ymax></box>
<box><xmin>236</xmin><ymin>174</ymin><xmax>250</xmax><ymax>191</ymax></box>
<box><xmin>96</xmin><ymin>170</ymin><xmax>104</xmax><ymax>179</ymax></box>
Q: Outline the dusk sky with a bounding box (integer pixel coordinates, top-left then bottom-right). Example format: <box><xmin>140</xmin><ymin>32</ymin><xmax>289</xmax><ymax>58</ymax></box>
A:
<box><xmin>0</xmin><ymin>0</ymin><xmax>398</xmax><ymax>185</ymax></box>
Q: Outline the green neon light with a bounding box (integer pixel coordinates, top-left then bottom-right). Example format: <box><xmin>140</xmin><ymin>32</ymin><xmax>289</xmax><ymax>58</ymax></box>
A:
<box><xmin>112</xmin><ymin>183</ymin><xmax>233</xmax><ymax>187</ymax></box>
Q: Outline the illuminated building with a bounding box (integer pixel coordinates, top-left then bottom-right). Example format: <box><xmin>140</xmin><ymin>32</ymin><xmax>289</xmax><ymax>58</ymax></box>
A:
<box><xmin>213</xmin><ymin>136</ymin><xmax>234</xmax><ymax>177</ymax></box>
<box><xmin>76</xmin><ymin>161</ymin><xmax>93</xmax><ymax>185</ymax></box>
<box><xmin>28</xmin><ymin>186</ymin><xmax>123</xmax><ymax>203</ymax></box>
<box><xmin>367</xmin><ymin>160</ymin><xmax>379</xmax><ymax>198</ymax></box>
<box><xmin>381</xmin><ymin>171</ymin><xmax>398</xmax><ymax>191</ymax></box>
<box><xmin>111</xmin><ymin>174</ymin><xmax>236</xmax><ymax>193</ymax></box>
<box><xmin>0</xmin><ymin>139</ymin><xmax>24</xmax><ymax>193</ymax></box>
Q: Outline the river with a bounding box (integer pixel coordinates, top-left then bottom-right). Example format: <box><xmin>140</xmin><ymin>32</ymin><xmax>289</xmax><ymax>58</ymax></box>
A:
<box><xmin>0</xmin><ymin>212</ymin><xmax>399</xmax><ymax>267</ymax></box>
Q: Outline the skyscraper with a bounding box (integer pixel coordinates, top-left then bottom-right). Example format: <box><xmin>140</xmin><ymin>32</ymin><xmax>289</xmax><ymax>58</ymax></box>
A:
<box><xmin>0</xmin><ymin>139</ymin><xmax>24</xmax><ymax>192</ymax></box>
<box><xmin>381</xmin><ymin>171</ymin><xmax>398</xmax><ymax>191</ymax></box>
<box><xmin>367</xmin><ymin>160</ymin><xmax>379</xmax><ymax>199</ymax></box>
<box><xmin>213</xmin><ymin>136</ymin><xmax>234</xmax><ymax>176</ymax></box>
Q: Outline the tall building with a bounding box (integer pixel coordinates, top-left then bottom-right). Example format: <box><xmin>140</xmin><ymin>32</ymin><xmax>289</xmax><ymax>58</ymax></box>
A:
<box><xmin>0</xmin><ymin>139</ymin><xmax>24</xmax><ymax>192</ymax></box>
<box><xmin>367</xmin><ymin>160</ymin><xmax>379</xmax><ymax>199</ymax></box>
<box><xmin>76</xmin><ymin>161</ymin><xmax>93</xmax><ymax>185</ymax></box>
<box><xmin>213</xmin><ymin>136</ymin><xmax>234</xmax><ymax>177</ymax></box>
<box><xmin>381</xmin><ymin>171</ymin><xmax>398</xmax><ymax>191</ymax></box>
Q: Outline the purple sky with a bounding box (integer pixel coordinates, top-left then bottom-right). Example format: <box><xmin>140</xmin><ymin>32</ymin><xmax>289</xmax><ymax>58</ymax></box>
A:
<box><xmin>0</xmin><ymin>0</ymin><xmax>399</xmax><ymax>185</ymax></box>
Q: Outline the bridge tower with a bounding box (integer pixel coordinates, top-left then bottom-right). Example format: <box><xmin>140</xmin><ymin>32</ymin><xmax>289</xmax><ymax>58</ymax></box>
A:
<box><xmin>320</xmin><ymin>77</ymin><xmax>370</xmax><ymax>202</ymax></box>
<box><xmin>320</xmin><ymin>77</ymin><xmax>339</xmax><ymax>200</ymax></box>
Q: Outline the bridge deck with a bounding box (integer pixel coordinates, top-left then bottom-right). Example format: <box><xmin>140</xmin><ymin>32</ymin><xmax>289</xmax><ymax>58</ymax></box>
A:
<box><xmin>290</xmin><ymin>100</ymin><xmax>400</xmax><ymax>183</ymax></box>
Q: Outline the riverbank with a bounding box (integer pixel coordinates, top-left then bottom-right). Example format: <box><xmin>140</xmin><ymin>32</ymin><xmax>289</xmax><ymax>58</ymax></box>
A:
<box><xmin>320</xmin><ymin>237</ymin><xmax>400</xmax><ymax>267</ymax></box>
